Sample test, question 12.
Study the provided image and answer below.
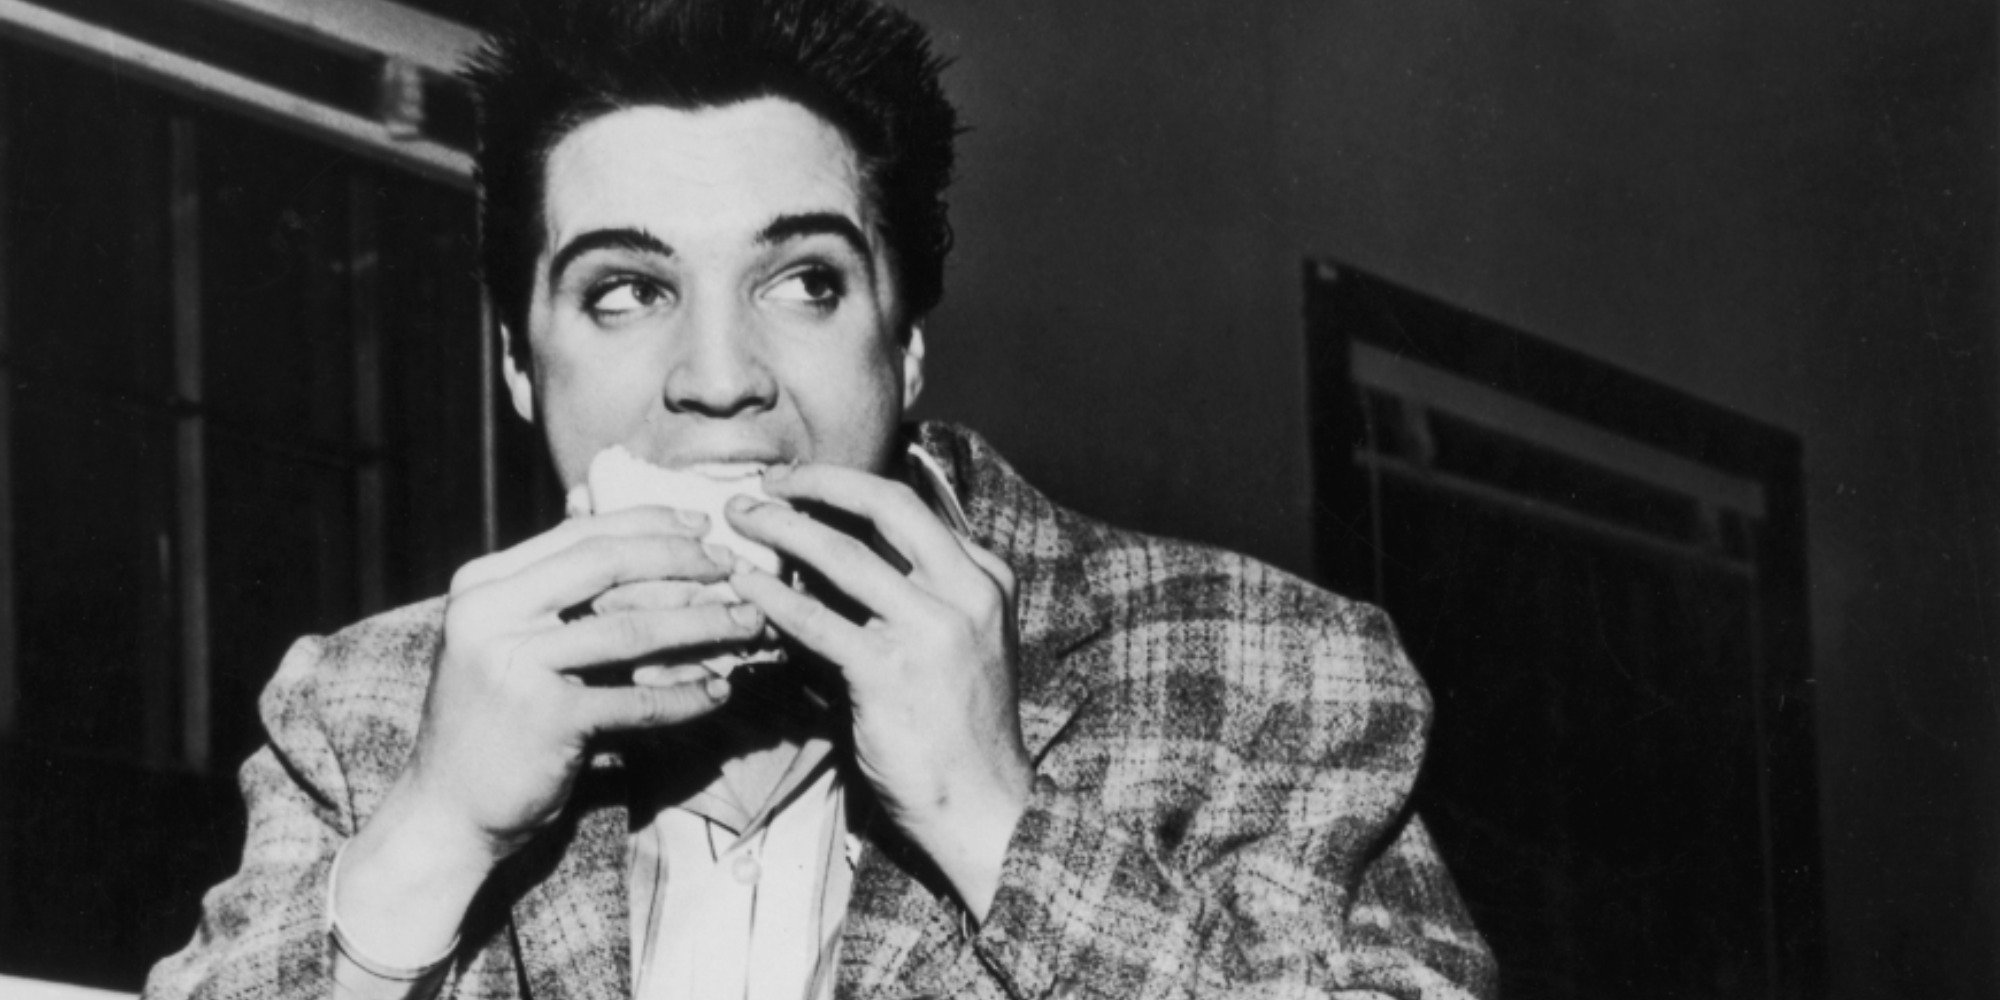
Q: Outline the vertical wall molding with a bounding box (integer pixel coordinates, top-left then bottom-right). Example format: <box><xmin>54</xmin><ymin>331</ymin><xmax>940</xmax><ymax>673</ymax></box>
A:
<box><xmin>478</xmin><ymin>294</ymin><xmax>498</xmax><ymax>554</ymax></box>
<box><xmin>170</xmin><ymin>116</ymin><xmax>210</xmax><ymax>772</ymax></box>
<box><xmin>349</xmin><ymin>174</ymin><xmax>386</xmax><ymax>612</ymax></box>
<box><xmin>0</xmin><ymin>57</ymin><xmax>16</xmax><ymax>740</ymax></box>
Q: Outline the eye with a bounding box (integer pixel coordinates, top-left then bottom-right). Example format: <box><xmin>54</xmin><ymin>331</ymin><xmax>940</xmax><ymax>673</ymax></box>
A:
<box><xmin>583</xmin><ymin>277</ymin><xmax>669</xmax><ymax>320</ymax></box>
<box><xmin>768</xmin><ymin>265</ymin><xmax>846</xmax><ymax>312</ymax></box>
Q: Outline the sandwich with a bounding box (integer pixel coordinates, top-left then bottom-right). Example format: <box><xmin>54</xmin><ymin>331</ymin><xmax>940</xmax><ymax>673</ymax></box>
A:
<box><xmin>569</xmin><ymin>445</ymin><xmax>785</xmax><ymax>678</ymax></box>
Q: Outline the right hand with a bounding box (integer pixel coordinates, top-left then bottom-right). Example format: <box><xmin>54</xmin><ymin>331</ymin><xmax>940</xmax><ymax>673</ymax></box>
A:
<box><xmin>333</xmin><ymin>506</ymin><xmax>761</xmax><ymax>977</ymax></box>
<box><xmin>381</xmin><ymin>505</ymin><xmax>762</xmax><ymax>867</ymax></box>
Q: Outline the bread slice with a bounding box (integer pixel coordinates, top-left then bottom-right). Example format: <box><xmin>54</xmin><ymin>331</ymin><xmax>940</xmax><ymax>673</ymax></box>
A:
<box><xmin>576</xmin><ymin>445</ymin><xmax>784</xmax><ymax>676</ymax></box>
<box><xmin>581</xmin><ymin>445</ymin><xmax>782</xmax><ymax>574</ymax></box>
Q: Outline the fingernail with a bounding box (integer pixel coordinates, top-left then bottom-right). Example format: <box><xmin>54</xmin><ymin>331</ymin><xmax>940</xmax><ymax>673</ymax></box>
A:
<box><xmin>763</xmin><ymin>463</ymin><xmax>793</xmax><ymax>482</ymax></box>
<box><xmin>728</xmin><ymin>603</ymin><xmax>763</xmax><ymax>628</ymax></box>
<box><xmin>704</xmin><ymin>543</ymin><xmax>734</xmax><ymax>565</ymax></box>
<box><xmin>727</xmin><ymin>494</ymin><xmax>765</xmax><ymax>513</ymax></box>
<box><xmin>705</xmin><ymin>677</ymin><xmax>731</xmax><ymax>700</ymax></box>
<box><xmin>676</xmin><ymin>509</ymin><xmax>708</xmax><ymax>528</ymax></box>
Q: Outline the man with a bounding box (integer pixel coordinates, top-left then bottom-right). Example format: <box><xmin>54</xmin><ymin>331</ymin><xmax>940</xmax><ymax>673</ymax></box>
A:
<box><xmin>146</xmin><ymin>0</ymin><xmax>1494</xmax><ymax>997</ymax></box>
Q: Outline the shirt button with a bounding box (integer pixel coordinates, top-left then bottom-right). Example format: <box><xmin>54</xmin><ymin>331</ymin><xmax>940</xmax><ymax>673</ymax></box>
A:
<box><xmin>731</xmin><ymin>853</ymin><xmax>762</xmax><ymax>884</ymax></box>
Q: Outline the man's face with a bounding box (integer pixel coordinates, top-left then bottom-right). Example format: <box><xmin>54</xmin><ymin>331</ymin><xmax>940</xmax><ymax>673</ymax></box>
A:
<box><xmin>504</xmin><ymin>98</ymin><xmax>924</xmax><ymax>484</ymax></box>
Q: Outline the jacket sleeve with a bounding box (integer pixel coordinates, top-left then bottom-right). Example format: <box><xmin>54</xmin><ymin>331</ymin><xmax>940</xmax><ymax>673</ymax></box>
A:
<box><xmin>968</xmin><ymin>606</ymin><xmax>1497</xmax><ymax>1000</ymax></box>
<box><xmin>142</xmin><ymin>635</ymin><xmax>351</xmax><ymax>1000</ymax></box>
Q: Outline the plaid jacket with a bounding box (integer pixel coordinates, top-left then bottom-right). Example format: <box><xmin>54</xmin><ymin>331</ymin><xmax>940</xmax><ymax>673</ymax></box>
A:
<box><xmin>146</xmin><ymin>422</ymin><xmax>1495</xmax><ymax>1000</ymax></box>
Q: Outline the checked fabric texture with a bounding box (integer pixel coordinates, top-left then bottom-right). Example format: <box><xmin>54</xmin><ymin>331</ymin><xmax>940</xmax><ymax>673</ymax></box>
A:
<box><xmin>145</xmin><ymin>422</ymin><xmax>1495</xmax><ymax>1000</ymax></box>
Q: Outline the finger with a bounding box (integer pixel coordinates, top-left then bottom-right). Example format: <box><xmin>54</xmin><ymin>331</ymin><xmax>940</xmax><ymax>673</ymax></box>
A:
<box><xmin>692</xmin><ymin>581</ymin><xmax>745</xmax><ymax>606</ymax></box>
<box><xmin>758</xmin><ymin>464</ymin><xmax>980</xmax><ymax>592</ymax></box>
<box><xmin>730</xmin><ymin>564</ymin><xmax>882</xmax><ymax>674</ymax></box>
<box><xmin>590</xmin><ymin>580</ymin><xmax>707</xmax><ymax>615</ymax></box>
<box><xmin>632</xmin><ymin>663</ymin><xmax>715</xmax><ymax>687</ymax></box>
<box><xmin>726</xmin><ymin>495</ymin><xmax>938</xmax><ymax>623</ymax></box>
<box><xmin>452</xmin><ymin>506</ymin><xmax>711</xmax><ymax>594</ymax></box>
<box><xmin>484</xmin><ymin>534</ymin><xmax>732</xmax><ymax>621</ymax></box>
<box><xmin>519</xmin><ymin>603</ymin><xmax>764</xmax><ymax>673</ymax></box>
<box><xmin>572</xmin><ymin>674</ymin><xmax>732</xmax><ymax>734</ymax></box>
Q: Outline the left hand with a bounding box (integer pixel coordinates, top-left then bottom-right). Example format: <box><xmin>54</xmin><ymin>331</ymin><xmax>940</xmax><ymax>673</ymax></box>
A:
<box><xmin>725</xmin><ymin>463</ymin><xmax>1033</xmax><ymax>920</ymax></box>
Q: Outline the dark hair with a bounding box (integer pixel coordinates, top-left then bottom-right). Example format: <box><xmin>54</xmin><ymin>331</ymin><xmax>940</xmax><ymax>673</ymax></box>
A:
<box><xmin>464</xmin><ymin>0</ymin><xmax>958</xmax><ymax>365</ymax></box>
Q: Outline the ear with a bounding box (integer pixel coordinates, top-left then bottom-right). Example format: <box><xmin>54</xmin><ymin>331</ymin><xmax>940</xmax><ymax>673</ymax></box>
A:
<box><xmin>500</xmin><ymin>324</ymin><xmax>536</xmax><ymax>424</ymax></box>
<box><xmin>900</xmin><ymin>323</ymin><xmax>927</xmax><ymax>409</ymax></box>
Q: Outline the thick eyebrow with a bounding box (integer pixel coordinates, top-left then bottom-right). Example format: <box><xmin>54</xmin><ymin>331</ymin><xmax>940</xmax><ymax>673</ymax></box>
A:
<box><xmin>758</xmin><ymin>212</ymin><xmax>876</xmax><ymax>278</ymax></box>
<box><xmin>547</xmin><ymin>227</ymin><xmax>674</xmax><ymax>286</ymax></box>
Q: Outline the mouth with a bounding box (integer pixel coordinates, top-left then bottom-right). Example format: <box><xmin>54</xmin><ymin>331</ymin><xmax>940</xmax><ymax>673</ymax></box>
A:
<box><xmin>680</xmin><ymin>460</ymin><xmax>773</xmax><ymax>480</ymax></box>
<box><xmin>647</xmin><ymin>443</ymin><xmax>789</xmax><ymax>478</ymax></box>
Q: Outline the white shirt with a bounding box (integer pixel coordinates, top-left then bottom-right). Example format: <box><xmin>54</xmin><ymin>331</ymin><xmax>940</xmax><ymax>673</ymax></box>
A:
<box><xmin>627</xmin><ymin>728</ymin><xmax>859</xmax><ymax>1000</ymax></box>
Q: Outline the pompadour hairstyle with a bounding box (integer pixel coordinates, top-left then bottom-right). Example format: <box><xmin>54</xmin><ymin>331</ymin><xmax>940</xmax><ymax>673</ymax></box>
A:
<box><xmin>464</xmin><ymin>0</ymin><xmax>958</xmax><ymax>365</ymax></box>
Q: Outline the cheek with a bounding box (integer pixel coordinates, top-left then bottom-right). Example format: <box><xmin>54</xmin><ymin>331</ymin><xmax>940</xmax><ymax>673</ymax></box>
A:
<box><xmin>531</xmin><ymin>337</ymin><xmax>664</xmax><ymax>478</ymax></box>
<box><xmin>537</xmin><ymin>323</ymin><xmax>660</xmax><ymax>409</ymax></box>
<box><xmin>785</xmin><ymin>337</ymin><xmax>908</xmax><ymax>469</ymax></box>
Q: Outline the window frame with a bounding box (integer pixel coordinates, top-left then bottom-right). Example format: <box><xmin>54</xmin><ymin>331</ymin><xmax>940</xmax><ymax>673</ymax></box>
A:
<box><xmin>0</xmin><ymin>0</ymin><xmax>497</xmax><ymax>769</ymax></box>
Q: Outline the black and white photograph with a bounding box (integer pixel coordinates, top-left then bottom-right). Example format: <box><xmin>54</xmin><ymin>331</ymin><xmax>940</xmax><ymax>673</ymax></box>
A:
<box><xmin>0</xmin><ymin>0</ymin><xmax>1992</xmax><ymax>998</ymax></box>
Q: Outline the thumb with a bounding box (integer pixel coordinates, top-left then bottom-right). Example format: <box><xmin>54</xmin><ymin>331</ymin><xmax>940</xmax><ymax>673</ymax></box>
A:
<box><xmin>574</xmin><ymin>675</ymin><xmax>730</xmax><ymax>733</ymax></box>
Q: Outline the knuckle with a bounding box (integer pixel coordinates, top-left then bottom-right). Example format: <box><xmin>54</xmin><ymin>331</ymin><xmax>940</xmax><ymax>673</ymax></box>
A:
<box><xmin>660</xmin><ymin>687</ymin><xmax>705</xmax><ymax>723</ymax></box>
<box><xmin>799</xmin><ymin>600</ymin><xmax>842</xmax><ymax>642</ymax></box>
<box><xmin>883</xmin><ymin>479</ymin><xmax>924</xmax><ymax>512</ymax></box>
<box><xmin>591</xmin><ymin>587</ymin><xmax>634</xmax><ymax>613</ymax></box>
<box><xmin>648</xmin><ymin>581</ymin><xmax>705</xmax><ymax>609</ymax></box>
<box><xmin>594</xmin><ymin>535</ymin><xmax>674</xmax><ymax>579</ymax></box>
<box><xmin>441</xmin><ymin>613</ymin><xmax>474</xmax><ymax>652</ymax></box>
<box><xmin>442</xmin><ymin>592</ymin><xmax>491</xmax><ymax>640</ymax></box>
<box><xmin>825</xmin><ymin>529</ymin><xmax>874</xmax><ymax>565</ymax></box>
<box><xmin>666</xmin><ymin>534</ymin><xmax>713</xmax><ymax>562</ymax></box>
<box><xmin>692</xmin><ymin>604</ymin><xmax>743</xmax><ymax>642</ymax></box>
<box><xmin>716</xmin><ymin>602</ymin><xmax>756</xmax><ymax>634</ymax></box>
<box><xmin>447</xmin><ymin>633</ymin><xmax>511</xmax><ymax>682</ymax></box>
<box><xmin>613</xmin><ymin>612</ymin><xmax>659</xmax><ymax>651</ymax></box>
<box><xmin>578</xmin><ymin>534</ymin><xmax>629</xmax><ymax>562</ymax></box>
<box><xmin>449</xmin><ymin>555</ymin><xmax>497</xmax><ymax>594</ymax></box>
<box><xmin>598</xmin><ymin>581</ymin><xmax>664</xmax><ymax>613</ymax></box>
<box><xmin>633</xmin><ymin>685</ymin><xmax>696</xmax><ymax>726</ymax></box>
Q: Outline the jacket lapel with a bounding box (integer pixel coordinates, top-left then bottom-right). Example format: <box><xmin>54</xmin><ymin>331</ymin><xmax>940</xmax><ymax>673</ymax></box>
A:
<box><xmin>908</xmin><ymin>422</ymin><xmax>1109</xmax><ymax>764</ymax></box>
<box><xmin>834</xmin><ymin>431</ymin><xmax>1111</xmax><ymax>998</ymax></box>
<box><xmin>511</xmin><ymin>760</ymin><xmax>632</xmax><ymax>1000</ymax></box>
<box><xmin>830</xmin><ymin>651</ymin><xmax>1100</xmax><ymax>1000</ymax></box>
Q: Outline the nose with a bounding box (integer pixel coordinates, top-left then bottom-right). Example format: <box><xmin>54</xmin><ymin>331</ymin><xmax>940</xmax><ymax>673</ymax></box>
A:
<box><xmin>661</xmin><ymin>297</ymin><xmax>777</xmax><ymax>417</ymax></box>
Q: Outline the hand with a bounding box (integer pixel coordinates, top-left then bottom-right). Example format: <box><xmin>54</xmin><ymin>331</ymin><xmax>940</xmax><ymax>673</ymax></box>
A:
<box><xmin>726</xmin><ymin>464</ymin><xmax>1033</xmax><ymax>920</ymax></box>
<box><xmin>335</xmin><ymin>507</ymin><xmax>764</xmax><ymax>967</ymax></box>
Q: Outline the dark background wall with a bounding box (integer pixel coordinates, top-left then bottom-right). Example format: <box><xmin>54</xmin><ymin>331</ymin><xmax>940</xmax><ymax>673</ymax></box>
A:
<box><xmin>894</xmin><ymin>1</ymin><xmax>2000</xmax><ymax>997</ymax></box>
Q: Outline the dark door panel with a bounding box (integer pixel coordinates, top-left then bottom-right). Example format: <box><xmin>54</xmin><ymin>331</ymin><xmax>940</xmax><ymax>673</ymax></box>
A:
<box><xmin>1306</xmin><ymin>262</ymin><xmax>1824</xmax><ymax>999</ymax></box>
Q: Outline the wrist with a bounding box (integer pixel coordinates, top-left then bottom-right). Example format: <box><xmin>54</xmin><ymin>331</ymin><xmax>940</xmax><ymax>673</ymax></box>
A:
<box><xmin>329</xmin><ymin>841</ymin><xmax>458</xmax><ymax>992</ymax></box>
<box><xmin>366</xmin><ymin>773</ymin><xmax>510</xmax><ymax>879</ymax></box>
<box><xmin>334</xmin><ymin>781</ymin><xmax>500</xmax><ymax>967</ymax></box>
<box><xmin>919</xmin><ymin>752</ymin><xmax>1034</xmax><ymax>923</ymax></box>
